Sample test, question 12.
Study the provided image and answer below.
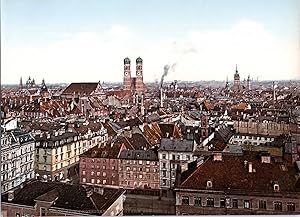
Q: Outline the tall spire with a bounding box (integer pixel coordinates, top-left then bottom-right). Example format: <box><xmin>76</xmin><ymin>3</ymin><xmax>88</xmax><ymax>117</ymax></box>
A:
<box><xmin>19</xmin><ymin>77</ymin><xmax>23</xmax><ymax>89</ymax></box>
<box><xmin>235</xmin><ymin>64</ymin><xmax>238</xmax><ymax>73</ymax></box>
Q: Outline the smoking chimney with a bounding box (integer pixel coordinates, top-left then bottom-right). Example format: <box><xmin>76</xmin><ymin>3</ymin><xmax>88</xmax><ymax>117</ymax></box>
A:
<box><xmin>272</xmin><ymin>81</ymin><xmax>276</xmax><ymax>102</ymax></box>
<box><xmin>160</xmin><ymin>88</ymin><xmax>163</xmax><ymax>108</ymax></box>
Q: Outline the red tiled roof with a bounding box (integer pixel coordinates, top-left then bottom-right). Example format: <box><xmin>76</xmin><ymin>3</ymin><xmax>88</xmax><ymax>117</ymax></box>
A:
<box><xmin>180</xmin><ymin>151</ymin><xmax>299</xmax><ymax>193</ymax></box>
<box><xmin>62</xmin><ymin>83</ymin><xmax>98</xmax><ymax>96</ymax></box>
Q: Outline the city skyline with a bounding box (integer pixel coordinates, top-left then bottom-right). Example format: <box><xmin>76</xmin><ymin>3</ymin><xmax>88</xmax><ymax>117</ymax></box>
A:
<box><xmin>1</xmin><ymin>0</ymin><xmax>300</xmax><ymax>84</ymax></box>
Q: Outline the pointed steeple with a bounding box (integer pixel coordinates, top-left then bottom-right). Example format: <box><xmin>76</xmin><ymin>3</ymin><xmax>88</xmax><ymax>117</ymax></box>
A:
<box><xmin>235</xmin><ymin>64</ymin><xmax>238</xmax><ymax>73</ymax></box>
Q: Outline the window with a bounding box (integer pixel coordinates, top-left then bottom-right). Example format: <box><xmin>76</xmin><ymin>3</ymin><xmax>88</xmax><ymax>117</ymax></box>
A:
<box><xmin>146</xmin><ymin>168</ymin><xmax>150</xmax><ymax>172</ymax></box>
<box><xmin>103</xmin><ymin>179</ymin><xmax>107</xmax><ymax>184</ymax></box>
<box><xmin>274</xmin><ymin>184</ymin><xmax>280</xmax><ymax>191</ymax></box>
<box><xmin>139</xmin><ymin>168</ymin><xmax>143</xmax><ymax>172</ymax></box>
<box><xmin>40</xmin><ymin>207</ymin><xmax>46</xmax><ymax>216</ymax></box>
<box><xmin>207</xmin><ymin>198</ymin><xmax>214</xmax><ymax>207</ymax></box>
<box><xmin>186</xmin><ymin>155</ymin><xmax>190</xmax><ymax>161</ymax></box>
<box><xmin>182</xmin><ymin>196</ymin><xmax>189</xmax><ymax>205</ymax></box>
<box><xmin>162</xmin><ymin>163</ymin><xmax>166</xmax><ymax>169</ymax></box>
<box><xmin>162</xmin><ymin>171</ymin><xmax>166</xmax><ymax>177</ymax></box>
<box><xmin>162</xmin><ymin>179</ymin><xmax>167</xmax><ymax>186</ymax></box>
<box><xmin>232</xmin><ymin>199</ymin><xmax>238</xmax><ymax>208</ymax></box>
<box><xmin>207</xmin><ymin>180</ymin><xmax>212</xmax><ymax>188</ymax></box>
<box><xmin>244</xmin><ymin>200</ymin><xmax>250</xmax><ymax>209</ymax></box>
<box><xmin>220</xmin><ymin>198</ymin><xmax>225</xmax><ymax>208</ymax></box>
<box><xmin>91</xmin><ymin>179</ymin><xmax>95</xmax><ymax>183</ymax></box>
<box><xmin>16</xmin><ymin>213</ymin><xmax>20</xmax><ymax>217</ymax></box>
<box><xmin>162</xmin><ymin>154</ymin><xmax>166</xmax><ymax>159</ymax></box>
<box><xmin>259</xmin><ymin>200</ymin><xmax>266</xmax><ymax>209</ymax></box>
<box><xmin>139</xmin><ymin>174</ymin><xmax>143</xmax><ymax>179</ymax></box>
<box><xmin>102</xmin><ymin>165</ymin><xmax>106</xmax><ymax>169</ymax></box>
<box><xmin>82</xmin><ymin>170</ymin><xmax>86</xmax><ymax>175</ymax></box>
<box><xmin>103</xmin><ymin>172</ymin><xmax>106</xmax><ymax>177</ymax></box>
<box><xmin>287</xmin><ymin>203</ymin><xmax>295</xmax><ymax>211</ymax></box>
<box><xmin>82</xmin><ymin>178</ymin><xmax>86</xmax><ymax>183</ymax></box>
<box><xmin>274</xmin><ymin>202</ymin><xmax>282</xmax><ymax>211</ymax></box>
<box><xmin>139</xmin><ymin>160</ymin><xmax>143</xmax><ymax>165</ymax></box>
<box><xmin>146</xmin><ymin>161</ymin><xmax>150</xmax><ymax>165</ymax></box>
<box><xmin>97</xmin><ymin>172</ymin><xmax>100</xmax><ymax>176</ymax></box>
<box><xmin>177</xmin><ymin>155</ymin><xmax>180</xmax><ymax>160</ymax></box>
<box><xmin>194</xmin><ymin>197</ymin><xmax>201</xmax><ymax>206</ymax></box>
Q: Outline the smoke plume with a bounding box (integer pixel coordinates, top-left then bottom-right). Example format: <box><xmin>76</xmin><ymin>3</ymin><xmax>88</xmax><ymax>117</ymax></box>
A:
<box><xmin>160</xmin><ymin>47</ymin><xmax>197</xmax><ymax>88</ymax></box>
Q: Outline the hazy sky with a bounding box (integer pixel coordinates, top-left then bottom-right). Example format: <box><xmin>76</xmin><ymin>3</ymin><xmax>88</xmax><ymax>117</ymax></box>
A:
<box><xmin>1</xmin><ymin>0</ymin><xmax>299</xmax><ymax>84</ymax></box>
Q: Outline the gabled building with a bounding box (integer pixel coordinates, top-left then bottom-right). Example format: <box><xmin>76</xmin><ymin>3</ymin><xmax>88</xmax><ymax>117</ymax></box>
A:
<box><xmin>1</xmin><ymin>180</ymin><xmax>126</xmax><ymax>216</ymax></box>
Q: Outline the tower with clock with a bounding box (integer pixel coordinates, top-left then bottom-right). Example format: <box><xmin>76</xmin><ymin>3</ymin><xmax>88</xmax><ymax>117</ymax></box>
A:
<box><xmin>135</xmin><ymin>57</ymin><xmax>144</xmax><ymax>93</ymax></box>
<box><xmin>123</xmin><ymin>57</ymin><xmax>132</xmax><ymax>90</ymax></box>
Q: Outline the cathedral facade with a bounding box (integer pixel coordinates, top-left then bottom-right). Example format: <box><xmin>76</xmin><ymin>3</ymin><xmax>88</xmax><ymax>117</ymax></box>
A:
<box><xmin>123</xmin><ymin>57</ymin><xmax>145</xmax><ymax>93</ymax></box>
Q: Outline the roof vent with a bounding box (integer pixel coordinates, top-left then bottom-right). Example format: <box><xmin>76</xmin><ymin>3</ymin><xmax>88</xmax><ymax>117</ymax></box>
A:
<box><xmin>213</xmin><ymin>153</ymin><xmax>222</xmax><ymax>161</ymax></box>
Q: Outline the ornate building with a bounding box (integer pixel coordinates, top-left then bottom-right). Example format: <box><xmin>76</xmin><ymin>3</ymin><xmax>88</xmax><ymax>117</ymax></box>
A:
<box><xmin>123</xmin><ymin>57</ymin><xmax>145</xmax><ymax>94</ymax></box>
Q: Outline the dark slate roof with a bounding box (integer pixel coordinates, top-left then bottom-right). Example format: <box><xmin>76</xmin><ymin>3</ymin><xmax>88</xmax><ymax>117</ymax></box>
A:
<box><xmin>215</xmin><ymin>125</ymin><xmax>234</xmax><ymax>143</ymax></box>
<box><xmin>62</xmin><ymin>83</ymin><xmax>98</xmax><ymax>96</ymax></box>
<box><xmin>35</xmin><ymin>132</ymin><xmax>78</xmax><ymax>147</ymax></box>
<box><xmin>2</xmin><ymin>180</ymin><xmax>125</xmax><ymax>215</ymax></box>
<box><xmin>80</xmin><ymin>143</ymin><xmax>122</xmax><ymax>159</ymax></box>
<box><xmin>180</xmin><ymin>151</ymin><xmax>300</xmax><ymax>194</ymax></box>
<box><xmin>119</xmin><ymin>149</ymin><xmax>158</xmax><ymax>161</ymax></box>
<box><xmin>159</xmin><ymin>138</ymin><xmax>194</xmax><ymax>152</ymax></box>
<box><xmin>11</xmin><ymin>131</ymin><xmax>35</xmax><ymax>144</ymax></box>
<box><xmin>128</xmin><ymin>133</ymin><xmax>151</xmax><ymax>150</ymax></box>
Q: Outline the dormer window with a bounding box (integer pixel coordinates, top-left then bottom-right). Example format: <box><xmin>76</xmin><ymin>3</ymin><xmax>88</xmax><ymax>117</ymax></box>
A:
<box><xmin>207</xmin><ymin>180</ymin><xmax>212</xmax><ymax>188</ymax></box>
<box><xmin>274</xmin><ymin>183</ymin><xmax>280</xmax><ymax>192</ymax></box>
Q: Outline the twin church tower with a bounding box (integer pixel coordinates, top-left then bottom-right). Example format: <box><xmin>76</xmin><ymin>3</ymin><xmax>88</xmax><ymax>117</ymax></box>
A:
<box><xmin>123</xmin><ymin>57</ymin><xmax>145</xmax><ymax>93</ymax></box>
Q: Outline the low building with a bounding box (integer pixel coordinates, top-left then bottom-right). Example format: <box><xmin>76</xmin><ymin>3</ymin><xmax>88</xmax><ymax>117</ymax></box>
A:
<box><xmin>175</xmin><ymin>151</ymin><xmax>300</xmax><ymax>215</ymax></box>
<box><xmin>1</xmin><ymin>179</ymin><xmax>126</xmax><ymax>216</ymax></box>
<box><xmin>1</xmin><ymin>131</ymin><xmax>35</xmax><ymax>192</ymax></box>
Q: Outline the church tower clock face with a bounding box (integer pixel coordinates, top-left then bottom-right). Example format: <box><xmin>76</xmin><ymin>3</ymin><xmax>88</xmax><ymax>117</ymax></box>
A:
<box><xmin>137</xmin><ymin>71</ymin><xmax>141</xmax><ymax>76</ymax></box>
<box><xmin>125</xmin><ymin>72</ymin><xmax>129</xmax><ymax>76</ymax></box>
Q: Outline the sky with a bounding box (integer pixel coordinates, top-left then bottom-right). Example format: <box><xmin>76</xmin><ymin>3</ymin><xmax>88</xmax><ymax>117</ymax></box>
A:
<box><xmin>1</xmin><ymin>0</ymin><xmax>300</xmax><ymax>84</ymax></box>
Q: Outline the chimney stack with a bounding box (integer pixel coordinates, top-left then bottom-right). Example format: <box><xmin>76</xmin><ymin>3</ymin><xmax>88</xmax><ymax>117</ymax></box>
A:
<box><xmin>248</xmin><ymin>162</ymin><xmax>253</xmax><ymax>173</ymax></box>
<box><xmin>160</xmin><ymin>88</ymin><xmax>163</xmax><ymax>108</ymax></box>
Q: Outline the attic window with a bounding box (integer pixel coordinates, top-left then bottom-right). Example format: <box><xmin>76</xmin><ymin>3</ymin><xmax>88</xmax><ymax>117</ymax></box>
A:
<box><xmin>274</xmin><ymin>183</ymin><xmax>280</xmax><ymax>191</ymax></box>
<box><xmin>207</xmin><ymin>180</ymin><xmax>212</xmax><ymax>188</ymax></box>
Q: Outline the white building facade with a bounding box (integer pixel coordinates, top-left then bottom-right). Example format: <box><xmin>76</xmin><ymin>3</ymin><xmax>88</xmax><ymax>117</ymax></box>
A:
<box><xmin>1</xmin><ymin>131</ymin><xmax>35</xmax><ymax>192</ymax></box>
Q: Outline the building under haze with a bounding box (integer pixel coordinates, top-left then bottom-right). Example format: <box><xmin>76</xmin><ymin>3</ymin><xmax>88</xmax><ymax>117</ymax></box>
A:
<box><xmin>123</xmin><ymin>57</ymin><xmax>145</xmax><ymax>94</ymax></box>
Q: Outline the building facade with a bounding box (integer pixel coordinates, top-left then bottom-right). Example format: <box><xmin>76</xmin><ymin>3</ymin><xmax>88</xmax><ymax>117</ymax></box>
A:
<box><xmin>158</xmin><ymin>138</ymin><xmax>196</xmax><ymax>190</ymax></box>
<box><xmin>1</xmin><ymin>131</ymin><xmax>35</xmax><ymax>193</ymax></box>
<box><xmin>119</xmin><ymin>150</ymin><xmax>160</xmax><ymax>189</ymax></box>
